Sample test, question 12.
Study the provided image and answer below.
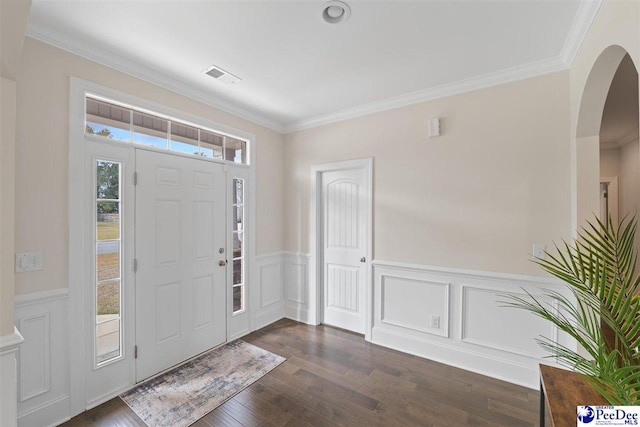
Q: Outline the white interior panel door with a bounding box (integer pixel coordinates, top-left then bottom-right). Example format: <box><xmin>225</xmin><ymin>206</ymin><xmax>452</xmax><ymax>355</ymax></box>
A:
<box><xmin>135</xmin><ymin>149</ymin><xmax>226</xmax><ymax>382</ymax></box>
<box><xmin>322</xmin><ymin>168</ymin><xmax>367</xmax><ymax>333</ymax></box>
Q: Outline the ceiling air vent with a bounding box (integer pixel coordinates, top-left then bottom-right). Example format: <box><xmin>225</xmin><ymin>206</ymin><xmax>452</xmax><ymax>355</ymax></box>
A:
<box><xmin>203</xmin><ymin>64</ymin><xmax>241</xmax><ymax>84</ymax></box>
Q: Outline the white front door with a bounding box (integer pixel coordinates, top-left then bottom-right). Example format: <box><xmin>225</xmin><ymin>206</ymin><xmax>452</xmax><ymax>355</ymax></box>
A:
<box><xmin>135</xmin><ymin>149</ymin><xmax>227</xmax><ymax>381</ymax></box>
<box><xmin>321</xmin><ymin>167</ymin><xmax>368</xmax><ymax>334</ymax></box>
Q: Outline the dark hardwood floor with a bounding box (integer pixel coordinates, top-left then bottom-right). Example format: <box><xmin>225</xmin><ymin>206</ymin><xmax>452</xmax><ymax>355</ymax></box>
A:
<box><xmin>60</xmin><ymin>319</ymin><xmax>539</xmax><ymax>426</ymax></box>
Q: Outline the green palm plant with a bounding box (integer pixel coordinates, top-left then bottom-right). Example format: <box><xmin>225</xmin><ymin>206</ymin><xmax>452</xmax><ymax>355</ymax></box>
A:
<box><xmin>503</xmin><ymin>215</ymin><xmax>640</xmax><ymax>405</ymax></box>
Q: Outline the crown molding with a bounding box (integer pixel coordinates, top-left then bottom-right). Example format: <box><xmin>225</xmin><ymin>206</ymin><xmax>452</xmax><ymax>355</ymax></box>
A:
<box><xmin>600</xmin><ymin>130</ymin><xmax>639</xmax><ymax>150</ymax></box>
<box><xmin>560</xmin><ymin>0</ymin><xmax>603</xmax><ymax>67</ymax></box>
<box><xmin>27</xmin><ymin>0</ymin><xmax>602</xmax><ymax>136</ymax></box>
<box><xmin>25</xmin><ymin>28</ymin><xmax>286</xmax><ymax>134</ymax></box>
<box><xmin>283</xmin><ymin>55</ymin><xmax>568</xmax><ymax>133</ymax></box>
<box><xmin>284</xmin><ymin>0</ymin><xmax>603</xmax><ymax>134</ymax></box>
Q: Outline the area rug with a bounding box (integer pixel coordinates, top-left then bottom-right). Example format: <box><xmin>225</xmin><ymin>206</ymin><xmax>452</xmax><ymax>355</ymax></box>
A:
<box><xmin>120</xmin><ymin>340</ymin><xmax>285</xmax><ymax>427</ymax></box>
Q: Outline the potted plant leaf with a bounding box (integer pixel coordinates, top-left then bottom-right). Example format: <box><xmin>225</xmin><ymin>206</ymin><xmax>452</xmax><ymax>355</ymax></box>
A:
<box><xmin>503</xmin><ymin>216</ymin><xmax>640</xmax><ymax>405</ymax></box>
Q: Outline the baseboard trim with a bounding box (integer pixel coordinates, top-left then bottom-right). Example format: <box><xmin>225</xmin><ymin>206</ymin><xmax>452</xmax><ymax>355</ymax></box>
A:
<box><xmin>371</xmin><ymin>326</ymin><xmax>539</xmax><ymax>390</ymax></box>
<box><xmin>284</xmin><ymin>307</ymin><xmax>315</xmax><ymax>325</ymax></box>
<box><xmin>85</xmin><ymin>383</ymin><xmax>137</xmax><ymax>411</ymax></box>
<box><xmin>255</xmin><ymin>306</ymin><xmax>285</xmax><ymax>331</ymax></box>
<box><xmin>17</xmin><ymin>394</ymin><xmax>70</xmax><ymax>427</ymax></box>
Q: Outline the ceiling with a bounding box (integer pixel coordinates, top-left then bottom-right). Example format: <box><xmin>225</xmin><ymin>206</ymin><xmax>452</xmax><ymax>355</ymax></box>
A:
<box><xmin>600</xmin><ymin>54</ymin><xmax>639</xmax><ymax>149</ymax></box>
<box><xmin>27</xmin><ymin>0</ymin><xmax>602</xmax><ymax>133</ymax></box>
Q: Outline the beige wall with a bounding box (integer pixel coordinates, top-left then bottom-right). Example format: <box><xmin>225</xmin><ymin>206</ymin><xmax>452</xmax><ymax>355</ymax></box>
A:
<box><xmin>10</xmin><ymin>1</ymin><xmax>640</xmax><ymax>295</ymax></box>
<box><xmin>284</xmin><ymin>72</ymin><xmax>572</xmax><ymax>276</ymax></box>
<box><xmin>1</xmin><ymin>78</ymin><xmax>17</xmax><ymax>335</ymax></box>
<box><xmin>577</xmin><ymin>135</ymin><xmax>602</xmax><ymax>228</ymax></box>
<box><xmin>600</xmin><ymin>140</ymin><xmax>640</xmax><ymax>224</ymax></box>
<box><xmin>570</xmin><ymin>0</ymin><xmax>640</xmax><ymax>230</ymax></box>
<box><xmin>620</xmin><ymin>140</ymin><xmax>640</xmax><ymax>218</ymax></box>
<box><xmin>1</xmin><ymin>0</ymin><xmax>30</xmax><ymax>336</ymax></box>
<box><xmin>620</xmin><ymin>140</ymin><xmax>640</xmax><ymax>257</ymax></box>
<box><xmin>14</xmin><ymin>38</ymin><xmax>284</xmax><ymax>296</ymax></box>
<box><xmin>600</xmin><ymin>147</ymin><xmax>619</xmax><ymax>178</ymax></box>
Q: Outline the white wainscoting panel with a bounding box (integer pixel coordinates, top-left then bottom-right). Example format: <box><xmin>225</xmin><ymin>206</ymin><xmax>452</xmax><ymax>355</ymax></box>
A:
<box><xmin>254</xmin><ymin>253</ymin><xmax>285</xmax><ymax>330</ymax></box>
<box><xmin>17</xmin><ymin>313</ymin><xmax>50</xmax><ymax>401</ymax></box>
<box><xmin>283</xmin><ymin>253</ymin><xmax>313</xmax><ymax>324</ymax></box>
<box><xmin>372</xmin><ymin>260</ymin><xmax>575</xmax><ymax>389</ymax></box>
<box><xmin>461</xmin><ymin>285</ymin><xmax>555</xmax><ymax>358</ymax></box>
<box><xmin>14</xmin><ymin>289</ymin><xmax>70</xmax><ymax>427</ymax></box>
<box><xmin>380</xmin><ymin>275</ymin><xmax>449</xmax><ymax>338</ymax></box>
<box><xmin>0</xmin><ymin>327</ymin><xmax>24</xmax><ymax>427</ymax></box>
<box><xmin>260</xmin><ymin>263</ymin><xmax>282</xmax><ymax>308</ymax></box>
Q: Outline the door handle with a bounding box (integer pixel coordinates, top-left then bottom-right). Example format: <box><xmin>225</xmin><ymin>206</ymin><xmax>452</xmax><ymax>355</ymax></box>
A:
<box><xmin>360</xmin><ymin>257</ymin><xmax>366</xmax><ymax>263</ymax></box>
<box><xmin>219</xmin><ymin>260</ymin><xmax>227</xmax><ymax>266</ymax></box>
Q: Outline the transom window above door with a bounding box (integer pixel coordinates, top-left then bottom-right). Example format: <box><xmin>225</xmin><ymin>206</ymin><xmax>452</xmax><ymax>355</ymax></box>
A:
<box><xmin>85</xmin><ymin>96</ymin><xmax>248</xmax><ymax>165</ymax></box>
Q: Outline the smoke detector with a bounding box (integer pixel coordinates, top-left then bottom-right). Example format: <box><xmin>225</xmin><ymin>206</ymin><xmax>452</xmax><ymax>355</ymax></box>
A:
<box><xmin>203</xmin><ymin>64</ymin><xmax>241</xmax><ymax>84</ymax></box>
<box><xmin>322</xmin><ymin>1</ymin><xmax>351</xmax><ymax>24</ymax></box>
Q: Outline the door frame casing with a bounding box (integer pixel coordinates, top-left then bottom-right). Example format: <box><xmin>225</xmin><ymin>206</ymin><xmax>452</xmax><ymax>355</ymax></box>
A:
<box><xmin>309</xmin><ymin>158</ymin><xmax>373</xmax><ymax>341</ymax></box>
<box><xmin>68</xmin><ymin>77</ymin><xmax>257</xmax><ymax>417</ymax></box>
<box><xmin>600</xmin><ymin>176</ymin><xmax>619</xmax><ymax>226</ymax></box>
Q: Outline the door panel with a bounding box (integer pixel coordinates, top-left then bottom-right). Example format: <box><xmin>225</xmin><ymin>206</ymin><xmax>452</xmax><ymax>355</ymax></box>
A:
<box><xmin>135</xmin><ymin>149</ymin><xmax>226</xmax><ymax>382</ymax></box>
<box><xmin>155</xmin><ymin>282</ymin><xmax>181</xmax><ymax>343</ymax></box>
<box><xmin>155</xmin><ymin>199</ymin><xmax>181</xmax><ymax>266</ymax></box>
<box><xmin>194</xmin><ymin>276</ymin><xmax>214</xmax><ymax>329</ymax></box>
<box><xmin>84</xmin><ymin>143</ymin><xmax>136</xmax><ymax>407</ymax></box>
<box><xmin>322</xmin><ymin>168</ymin><xmax>367</xmax><ymax>333</ymax></box>
<box><xmin>327</xmin><ymin>264</ymin><xmax>359</xmax><ymax>311</ymax></box>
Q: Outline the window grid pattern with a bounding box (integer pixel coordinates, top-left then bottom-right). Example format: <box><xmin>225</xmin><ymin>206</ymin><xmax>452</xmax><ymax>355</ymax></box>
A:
<box><xmin>232</xmin><ymin>178</ymin><xmax>245</xmax><ymax>314</ymax></box>
<box><xmin>85</xmin><ymin>97</ymin><xmax>248</xmax><ymax>164</ymax></box>
<box><xmin>95</xmin><ymin>160</ymin><xmax>123</xmax><ymax>366</ymax></box>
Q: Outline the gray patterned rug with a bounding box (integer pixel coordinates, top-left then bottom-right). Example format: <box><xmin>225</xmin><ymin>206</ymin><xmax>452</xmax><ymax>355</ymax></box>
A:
<box><xmin>120</xmin><ymin>340</ymin><xmax>285</xmax><ymax>427</ymax></box>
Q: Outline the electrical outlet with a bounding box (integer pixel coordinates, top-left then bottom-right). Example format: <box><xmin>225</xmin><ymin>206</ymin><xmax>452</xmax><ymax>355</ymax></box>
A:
<box><xmin>15</xmin><ymin>252</ymin><xmax>43</xmax><ymax>272</ymax></box>
<box><xmin>430</xmin><ymin>315</ymin><xmax>440</xmax><ymax>329</ymax></box>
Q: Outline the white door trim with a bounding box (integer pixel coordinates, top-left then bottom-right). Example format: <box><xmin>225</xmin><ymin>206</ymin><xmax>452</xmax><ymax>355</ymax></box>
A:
<box><xmin>309</xmin><ymin>158</ymin><xmax>373</xmax><ymax>341</ymax></box>
<box><xmin>68</xmin><ymin>77</ymin><xmax>257</xmax><ymax>417</ymax></box>
<box><xmin>600</xmin><ymin>176</ymin><xmax>619</xmax><ymax>226</ymax></box>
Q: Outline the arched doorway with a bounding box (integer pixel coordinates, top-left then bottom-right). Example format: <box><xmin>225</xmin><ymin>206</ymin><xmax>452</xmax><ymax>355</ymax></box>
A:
<box><xmin>599</xmin><ymin>54</ymin><xmax>639</xmax><ymax>235</ymax></box>
<box><xmin>575</xmin><ymin>45</ymin><xmax>640</xmax><ymax>348</ymax></box>
<box><xmin>575</xmin><ymin>45</ymin><xmax>639</xmax><ymax>232</ymax></box>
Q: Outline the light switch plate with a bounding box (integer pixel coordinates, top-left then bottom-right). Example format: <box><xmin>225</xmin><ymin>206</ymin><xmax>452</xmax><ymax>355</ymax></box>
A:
<box><xmin>428</xmin><ymin>117</ymin><xmax>441</xmax><ymax>137</ymax></box>
<box><xmin>15</xmin><ymin>252</ymin><xmax>43</xmax><ymax>272</ymax></box>
<box><xmin>532</xmin><ymin>243</ymin><xmax>546</xmax><ymax>260</ymax></box>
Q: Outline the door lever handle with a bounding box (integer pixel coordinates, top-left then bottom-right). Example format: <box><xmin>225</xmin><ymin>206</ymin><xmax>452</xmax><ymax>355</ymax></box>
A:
<box><xmin>360</xmin><ymin>257</ymin><xmax>366</xmax><ymax>263</ymax></box>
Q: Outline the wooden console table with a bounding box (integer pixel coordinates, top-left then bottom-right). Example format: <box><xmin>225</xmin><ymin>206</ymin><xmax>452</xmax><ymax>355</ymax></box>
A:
<box><xmin>539</xmin><ymin>364</ymin><xmax>608</xmax><ymax>427</ymax></box>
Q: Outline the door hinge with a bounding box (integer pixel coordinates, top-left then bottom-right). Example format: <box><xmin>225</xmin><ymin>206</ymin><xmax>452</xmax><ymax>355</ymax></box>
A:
<box><xmin>604</xmin><ymin>192</ymin><xmax>608</xmax><ymax>199</ymax></box>
<box><xmin>133</xmin><ymin>171</ymin><xmax>138</xmax><ymax>185</ymax></box>
<box><xmin>134</xmin><ymin>345</ymin><xmax>138</xmax><ymax>359</ymax></box>
<box><xmin>133</xmin><ymin>258</ymin><xmax>138</xmax><ymax>272</ymax></box>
